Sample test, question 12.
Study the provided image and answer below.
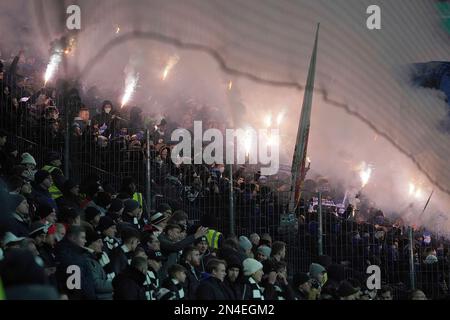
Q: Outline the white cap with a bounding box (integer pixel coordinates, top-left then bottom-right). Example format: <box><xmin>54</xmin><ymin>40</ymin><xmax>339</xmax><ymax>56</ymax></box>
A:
<box><xmin>3</xmin><ymin>232</ymin><xmax>26</xmax><ymax>246</ymax></box>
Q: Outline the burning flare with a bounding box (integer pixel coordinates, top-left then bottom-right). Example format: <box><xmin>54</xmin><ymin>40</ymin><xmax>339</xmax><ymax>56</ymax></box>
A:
<box><xmin>359</xmin><ymin>162</ymin><xmax>372</xmax><ymax>188</ymax></box>
<box><xmin>120</xmin><ymin>72</ymin><xmax>139</xmax><ymax>108</ymax></box>
<box><xmin>162</xmin><ymin>55</ymin><xmax>180</xmax><ymax>81</ymax></box>
<box><xmin>264</xmin><ymin>114</ymin><xmax>272</xmax><ymax>128</ymax></box>
<box><xmin>409</xmin><ymin>182</ymin><xmax>423</xmax><ymax>200</ymax></box>
<box><xmin>44</xmin><ymin>51</ymin><xmax>63</xmax><ymax>85</ymax></box>
<box><xmin>276</xmin><ymin>111</ymin><xmax>284</xmax><ymax>126</ymax></box>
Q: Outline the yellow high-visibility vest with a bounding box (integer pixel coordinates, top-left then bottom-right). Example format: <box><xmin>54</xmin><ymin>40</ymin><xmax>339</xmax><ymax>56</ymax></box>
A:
<box><xmin>42</xmin><ymin>165</ymin><xmax>63</xmax><ymax>200</ymax></box>
<box><xmin>133</xmin><ymin>192</ymin><xmax>143</xmax><ymax>208</ymax></box>
<box><xmin>206</xmin><ymin>229</ymin><xmax>222</xmax><ymax>250</ymax></box>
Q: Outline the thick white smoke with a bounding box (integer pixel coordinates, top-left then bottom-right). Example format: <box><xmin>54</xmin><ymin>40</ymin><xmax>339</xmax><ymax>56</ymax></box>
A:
<box><xmin>1</xmin><ymin>0</ymin><xmax>450</xmax><ymax>232</ymax></box>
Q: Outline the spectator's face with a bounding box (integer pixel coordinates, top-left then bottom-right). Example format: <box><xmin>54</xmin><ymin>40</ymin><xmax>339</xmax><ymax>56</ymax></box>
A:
<box><xmin>34</xmin><ymin>233</ymin><xmax>46</xmax><ymax>246</ymax></box>
<box><xmin>148</xmin><ymin>236</ymin><xmax>160</xmax><ymax>251</ymax></box>
<box><xmin>212</xmin><ymin>263</ymin><xmax>227</xmax><ymax>282</ymax></box>
<box><xmin>175</xmin><ymin>271</ymin><xmax>187</xmax><ymax>283</ymax></box>
<box><xmin>91</xmin><ymin>215</ymin><xmax>101</xmax><ymax>227</ymax></box>
<box><xmin>45</xmin><ymin>233</ymin><xmax>56</xmax><ymax>247</ymax></box>
<box><xmin>80</xmin><ymin>110</ymin><xmax>90</xmax><ymax>121</ymax></box>
<box><xmin>380</xmin><ymin>290</ymin><xmax>393</xmax><ymax>300</ymax></box>
<box><xmin>131</xmin><ymin>207</ymin><xmax>142</xmax><ymax>219</ymax></box>
<box><xmin>46</xmin><ymin>209</ymin><xmax>57</xmax><ymax>224</ymax></box>
<box><xmin>227</xmin><ymin>267</ymin><xmax>240</xmax><ymax>282</ymax></box>
<box><xmin>104</xmin><ymin>225</ymin><xmax>117</xmax><ymax>238</ymax></box>
<box><xmin>21</xmin><ymin>182</ymin><xmax>32</xmax><ymax>195</ymax></box>
<box><xmin>252</xmin><ymin>269</ymin><xmax>264</xmax><ymax>283</ymax></box>
<box><xmin>168</xmin><ymin>228</ymin><xmax>181</xmax><ymax>242</ymax></box>
<box><xmin>51</xmin><ymin>159</ymin><xmax>62</xmax><ymax>167</ymax></box>
<box><xmin>73</xmin><ymin>232</ymin><xmax>87</xmax><ymax>248</ymax></box>
<box><xmin>73</xmin><ymin>216</ymin><xmax>81</xmax><ymax>226</ymax></box>
<box><xmin>70</xmin><ymin>185</ymin><xmax>80</xmax><ymax>196</ymax></box>
<box><xmin>299</xmin><ymin>281</ymin><xmax>311</xmax><ymax>293</ymax></box>
<box><xmin>148</xmin><ymin>259</ymin><xmax>162</xmax><ymax>272</ymax></box>
<box><xmin>315</xmin><ymin>271</ymin><xmax>325</xmax><ymax>284</ymax></box>
<box><xmin>161</xmin><ymin>149</ymin><xmax>168</xmax><ymax>160</ymax></box>
<box><xmin>42</xmin><ymin>176</ymin><xmax>53</xmax><ymax>189</ymax></box>
<box><xmin>256</xmin><ymin>252</ymin><xmax>268</xmax><ymax>262</ymax></box>
<box><xmin>104</xmin><ymin>104</ymin><xmax>112</xmax><ymax>113</ymax></box>
<box><xmin>130</xmin><ymin>238</ymin><xmax>140</xmax><ymax>251</ymax></box>
<box><xmin>16</xmin><ymin>199</ymin><xmax>29</xmax><ymax>215</ymax></box>
<box><xmin>188</xmin><ymin>250</ymin><xmax>201</xmax><ymax>267</ymax></box>
<box><xmin>196</xmin><ymin>241</ymin><xmax>208</xmax><ymax>254</ymax></box>
<box><xmin>280</xmin><ymin>247</ymin><xmax>286</xmax><ymax>259</ymax></box>
<box><xmin>250</xmin><ymin>234</ymin><xmax>260</xmax><ymax>246</ymax></box>
<box><xmin>56</xmin><ymin>225</ymin><xmax>66</xmax><ymax>241</ymax></box>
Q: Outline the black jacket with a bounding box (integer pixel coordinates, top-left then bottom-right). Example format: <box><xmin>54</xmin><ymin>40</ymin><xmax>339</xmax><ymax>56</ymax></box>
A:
<box><xmin>181</xmin><ymin>262</ymin><xmax>202</xmax><ymax>300</ymax></box>
<box><xmin>196</xmin><ymin>276</ymin><xmax>235</xmax><ymax>300</ymax></box>
<box><xmin>110</xmin><ymin>245</ymin><xmax>133</xmax><ymax>275</ymax></box>
<box><xmin>6</xmin><ymin>214</ymin><xmax>30</xmax><ymax>237</ymax></box>
<box><xmin>223</xmin><ymin>277</ymin><xmax>245</xmax><ymax>300</ymax></box>
<box><xmin>54</xmin><ymin>238</ymin><xmax>96</xmax><ymax>300</ymax></box>
<box><xmin>112</xmin><ymin>266</ymin><xmax>147</xmax><ymax>300</ymax></box>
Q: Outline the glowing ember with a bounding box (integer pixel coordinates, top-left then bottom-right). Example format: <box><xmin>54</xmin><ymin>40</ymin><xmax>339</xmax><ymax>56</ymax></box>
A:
<box><xmin>228</xmin><ymin>81</ymin><xmax>233</xmax><ymax>90</ymax></box>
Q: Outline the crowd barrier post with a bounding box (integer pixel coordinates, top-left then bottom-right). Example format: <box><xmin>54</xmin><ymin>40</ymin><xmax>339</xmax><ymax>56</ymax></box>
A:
<box><xmin>229</xmin><ymin>164</ymin><xmax>235</xmax><ymax>236</ymax></box>
<box><xmin>318</xmin><ymin>191</ymin><xmax>323</xmax><ymax>256</ymax></box>
<box><xmin>408</xmin><ymin>226</ymin><xmax>416</xmax><ymax>290</ymax></box>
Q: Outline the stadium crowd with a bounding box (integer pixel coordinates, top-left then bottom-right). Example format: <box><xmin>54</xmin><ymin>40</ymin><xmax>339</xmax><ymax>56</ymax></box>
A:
<box><xmin>0</xmin><ymin>50</ymin><xmax>449</xmax><ymax>300</ymax></box>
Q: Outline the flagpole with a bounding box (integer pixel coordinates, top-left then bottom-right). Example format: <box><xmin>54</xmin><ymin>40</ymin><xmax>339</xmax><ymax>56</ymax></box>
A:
<box><xmin>421</xmin><ymin>190</ymin><xmax>434</xmax><ymax>215</ymax></box>
<box><xmin>288</xmin><ymin>23</ymin><xmax>320</xmax><ymax>213</ymax></box>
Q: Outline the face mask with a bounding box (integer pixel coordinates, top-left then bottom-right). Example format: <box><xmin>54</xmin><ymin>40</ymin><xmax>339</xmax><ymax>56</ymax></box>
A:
<box><xmin>104</xmin><ymin>108</ymin><xmax>111</xmax><ymax>114</ymax></box>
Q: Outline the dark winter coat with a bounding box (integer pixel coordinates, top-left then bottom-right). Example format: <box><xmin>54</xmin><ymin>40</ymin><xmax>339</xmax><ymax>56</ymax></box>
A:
<box><xmin>196</xmin><ymin>276</ymin><xmax>235</xmax><ymax>300</ymax></box>
<box><xmin>112</xmin><ymin>266</ymin><xmax>147</xmax><ymax>300</ymax></box>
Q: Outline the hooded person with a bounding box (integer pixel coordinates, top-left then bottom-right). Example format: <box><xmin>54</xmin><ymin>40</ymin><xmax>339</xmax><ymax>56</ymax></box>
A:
<box><xmin>6</xmin><ymin>193</ymin><xmax>30</xmax><ymax>237</ymax></box>
<box><xmin>92</xmin><ymin>100</ymin><xmax>115</xmax><ymax>134</ymax></box>
<box><xmin>223</xmin><ymin>255</ymin><xmax>245</xmax><ymax>300</ymax></box>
